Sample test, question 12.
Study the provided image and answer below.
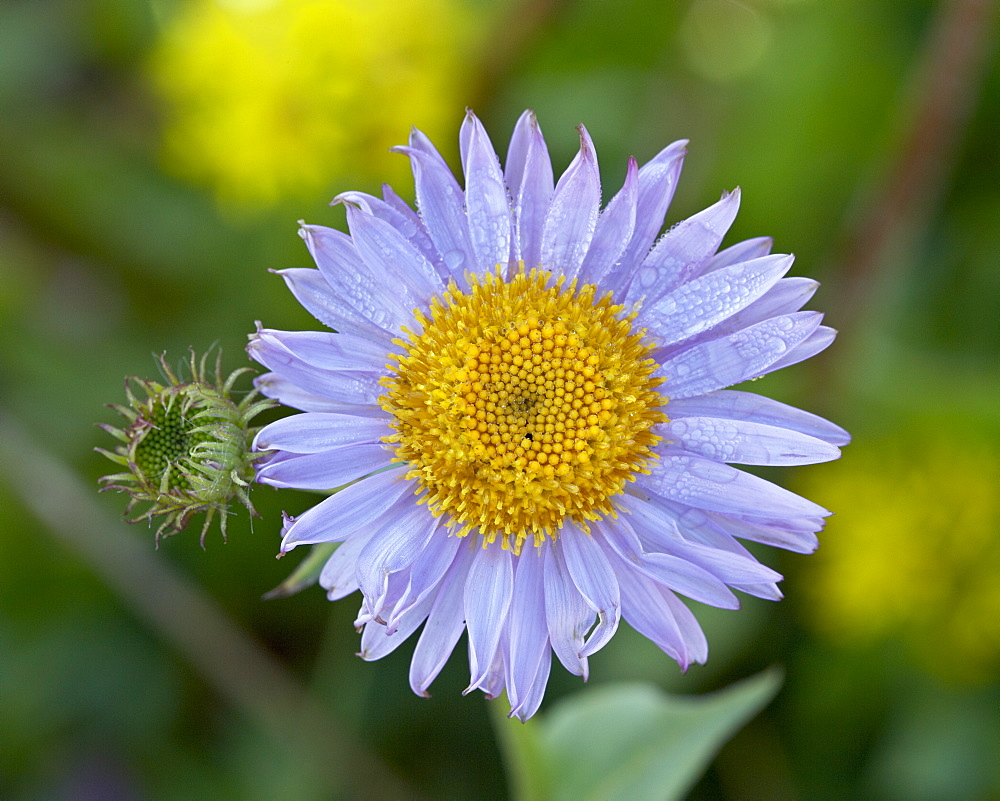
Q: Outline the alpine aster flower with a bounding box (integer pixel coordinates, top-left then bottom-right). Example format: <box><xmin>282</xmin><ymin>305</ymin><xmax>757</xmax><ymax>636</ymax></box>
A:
<box><xmin>248</xmin><ymin>110</ymin><xmax>849</xmax><ymax>720</ymax></box>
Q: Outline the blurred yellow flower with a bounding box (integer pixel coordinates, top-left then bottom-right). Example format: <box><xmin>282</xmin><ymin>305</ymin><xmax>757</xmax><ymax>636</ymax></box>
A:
<box><xmin>800</xmin><ymin>431</ymin><xmax>1000</xmax><ymax>685</ymax></box>
<box><xmin>149</xmin><ymin>0</ymin><xmax>478</xmax><ymax>208</ymax></box>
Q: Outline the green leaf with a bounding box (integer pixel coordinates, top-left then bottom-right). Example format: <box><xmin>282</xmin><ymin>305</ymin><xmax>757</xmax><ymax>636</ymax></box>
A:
<box><xmin>496</xmin><ymin>669</ymin><xmax>783</xmax><ymax>801</ymax></box>
<box><xmin>262</xmin><ymin>542</ymin><xmax>337</xmax><ymax>600</ymax></box>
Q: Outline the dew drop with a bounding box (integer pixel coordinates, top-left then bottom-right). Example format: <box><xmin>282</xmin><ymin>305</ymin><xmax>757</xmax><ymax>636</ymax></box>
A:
<box><xmin>444</xmin><ymin>249</ymin><xmax>466</xmax><ymax>272</ymax></box>
<box><xmin>767</xmin><ymin>336</ymin><xmax>788</xmax><ymax>356</ymax></box>
<box><xmin>637</xmin><ymin>265</ymin><xmax>660</xmax><ymax>289</ymax></box>
<box><xmin>690</xmin><ymin>458</ymin><xmax>734</xmax><ymax>483</ymax></box>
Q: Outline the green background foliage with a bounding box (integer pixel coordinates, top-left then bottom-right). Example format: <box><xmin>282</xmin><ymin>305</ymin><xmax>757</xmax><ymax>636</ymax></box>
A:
<box><xmin>1</xmin><ymin>0</ymin><xmax>997</xmax><ymax>798</ymax></box>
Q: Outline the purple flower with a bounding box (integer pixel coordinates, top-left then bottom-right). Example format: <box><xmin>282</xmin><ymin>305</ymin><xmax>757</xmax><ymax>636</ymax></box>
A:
<box><xmin>248</xmin><ymin>110</ymin><xmax>849</xmax><ymax>720</ymax></box>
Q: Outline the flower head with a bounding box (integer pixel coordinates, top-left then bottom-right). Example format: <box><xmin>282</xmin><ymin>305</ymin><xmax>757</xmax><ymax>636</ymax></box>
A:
<box><xmin>98</xmin><ymin>350</ymin><xmax>274</xmax><ymax>545</ymax></box>
<box><xmin>249</xmin><ymin>111</ymin><xmax>850</xmax><ymax>720</ymax></box>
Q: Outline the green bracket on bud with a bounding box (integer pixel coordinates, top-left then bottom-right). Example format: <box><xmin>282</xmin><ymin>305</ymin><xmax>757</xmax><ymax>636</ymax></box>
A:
<box><xmin>97</xmin><ymin>349</ymin><xmax>275</xmax><ymax>545</ymax></box>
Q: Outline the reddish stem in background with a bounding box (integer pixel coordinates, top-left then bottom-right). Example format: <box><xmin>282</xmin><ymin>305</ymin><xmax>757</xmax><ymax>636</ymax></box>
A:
<box><xmin>831</xmin><ymin>0</ymin><xmax>998</xmax><ymax>336</ymax></box>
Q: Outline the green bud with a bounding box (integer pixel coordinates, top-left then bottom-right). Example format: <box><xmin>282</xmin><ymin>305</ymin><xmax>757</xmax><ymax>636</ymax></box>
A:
<box><xmin>97</xmin><ymin>349</ymin><xmax>275</xmax><ymax>545</ymax></box>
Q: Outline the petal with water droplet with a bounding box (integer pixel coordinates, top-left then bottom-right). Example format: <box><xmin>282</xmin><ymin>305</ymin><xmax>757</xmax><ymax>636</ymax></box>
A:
<box><xmin>655</xmin><ymin>311</ymin><xmax>823</xmax><ymax>397</ymax></box>
<box><xmin>540</xmin><ymin>126</ymin><xmax>600</xmax><ymax>279</ymax></box>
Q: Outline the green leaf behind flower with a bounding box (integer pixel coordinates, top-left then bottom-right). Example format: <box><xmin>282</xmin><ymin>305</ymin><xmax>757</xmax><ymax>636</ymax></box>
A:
<box><xmin>496</xmin><ymin>668</ymin><xmax>783</xmax><ymax>801</ymax></box>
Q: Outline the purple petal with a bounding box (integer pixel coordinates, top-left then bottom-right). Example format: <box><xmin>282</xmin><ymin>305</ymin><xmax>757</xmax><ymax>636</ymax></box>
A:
<box><xmin>504</xmin><ymin>110</ymin><xmax>538</xmax><ymax>207</ymax></box>
<box><xmin>641</xmin><ymin>452</ymin><xmax>830</xmax><ymax>519</ymax></box>
<box><xmin>247</xmin><ymin>328</ymin><xmax>385</xmax><ymax>407</ymax></box>
<box><xmin>475</xmin><ymin>635</ymin><xmax>507</xmax><ymax>699</ymax></box>
<box><xmin>619</xmin><ymin>494</ymin><xmax>783</xmax><ymax>588</ymax></box>
<box><xmin>653</xmin><ymin>276</ymin><xmax>821</xmax><ymax>361</ymax></box>
<box><xmin>700</xmin><ymin>236</ymin><xmax>774</xmax><ymax>274</ymax></box>
<box><xmin>509</xmin><ymin>643</ymin><xmax>552</xmax><ymax>722</ymax></box>
<box><xmin>507</xmin><ymin>111</ymin><xmax>553</xmax><ymax>269</ymax></box>
<box><xmin>279</xmin><ymin>467</ymin><xmax>412</xmax><ymax>551</ymax></box>
<box><xmin>461</xmin><ymin>111</ymin><xmax>512</xmax><ymax>270</ymax></box>
<box><xmin>274</xmin><ymin>268</ymin><xmax>395</xmax><ymax>344</ymax></box>
<box><xmin>464</xmin><ymin>544</ymin><xmax>514</xmax><ymax>691</ymax></box>
<box><xmin>249</xmin><ymin>327</ymin><xmax>386</xmax><ymax>372</ymax></box>
<box><xmin>540</xmin><ymin>126</ymin><xmax>600</xmax><ymax>280</ymax></box>
<box><xmin>320</xmin><ymin>532</ymin><xmax>377</xmax><ymax>600</ymax></box>
<box><xmin>730</xmin><ymin>581</ymin><xmax>784</xmax><ymax>602</ymax></box>
<box><xmin>383</xmin><ymin>182</ymin><xmax>431</xmax><ymax>228</ymax></box>
<box><xmin>299</xmin><ymin>224</ymin><xmax>412</xmax><ymax>331</ymax></box>
<box><xmin>667</xmin><ymin>389</ymin><xmax>850</xmax><ymax>446</ymax></box>
<box><xmin>604</xmin><ymin>140</ymin><xmax>688</xmax><ymax>295</ymax></box>
<box><xmin>336</xmin><ymin>189</ymin><xmax>446</xmax><ymax>283</ymax></box>
<box><xmin>342</xmin><ymin>203</ymin><xmax>443</xmax><ymax>302</ymax></box>
<box><xmin>357</xmin><ymin>569</ymin><xmax>409</xmax><ymax>628</ymax></box>
<box><xmin>254</xmin><ymin>413</ymin><xmax>389</xmax><ymax>453</ymax></box>
<box><xmin>614</xmin><ymin>560</ymin><xmax>693</xmax><ymax>668</ymax></box>
<box><xmin>655</xmin><ymin>311</ymin><xmax>823</xmax><ymax>398</ymax></box>
<box><xmin>663</xmin><ymin>416</ymin><xmax>841</xmax><ymax>465</ymax></box>
<box><xmin>543</xmin><ymin>543</ymin><xmax>593</xmax><ymax>679</ymax></box>
<box><xmin>385</xmin><ymin>532</ymin><xmax>462</xmax><ymax>632</ymax></box>
<box><xmin>705</xmin><ymin>510</ymin><xmax>822</xmax><ymax>554</ymax></box>
<box><xmin>409</xmin><ymin>543</ymin><xmax>477</xmax><ymax>696</ymax></box>
<box><xmin>505</xmin><ymin>549</ymin><xmax>550</xmax><ymax>713</ymax></box>
<box><xmin>650</xmin><ymin>517</ymin><xmax>781</xmax><ymax>597</ymax></box>
<box><xmin>359</xmin><ymin>589</ymin><xmax>436</xmax><ymax>661</ymax></box>
<box><xmin>560</xmin><ymin>522</ymin><xmax>621</xmax><ymax>658</ymax></box>
<box><xmin>254</xmin><ymin>372</ymin><xmax>386</xmax><ymax>417</ymax></box>
<box><xmin>596</xmin><ymin>517</ymin><xmax>739</xmax><ymax>609</ymax></box>
<box><xmin>640</xmin><ymin>254</ymin><xmax>793</xmax><ymax>347</ymax></box>
<box><xmin>642</xmin><ymin>497</ymin><xmax>752</xmax><ymax>558</ymax></box>
<box><xmin>660</xmin><ymin>590</ymin><xmax>708</xmax><ymax>665</ymax></box>
<box><xmin>256</xmin><ymin>445</ymin><xmax>391</xmax><ymax>490</ymax></box>
<box><xmin>768</xmin><ymin>325</ymin><xmax>837</xmax><ymax>372</ymax></box>
<box><xmin>356</xmin><ymin>502</ymin><xmax>439</xmax><ymax>620</ymax></box>
<box><xmin>625</xmin><ymin>189</ymin><xmax>741</xmax><ymax>304</ymax></box>
<box><xmin>653</xmin><ymin>496</ymin><xmax>821</xmax><ymax>559</ymax></box>
<box><xmin>577</xmin><ymin>156</ymin><xmax>639</xmax><ymax>287</ymax></box>
<box><xmin>392</xmin><ymin>128</ymin><xmax>475</xmax><ymax>280</ymax></box>
<box><xmin>716</xmin><ymin>276</ymin><xmax>820</xmax><ymax>332</ymax></box>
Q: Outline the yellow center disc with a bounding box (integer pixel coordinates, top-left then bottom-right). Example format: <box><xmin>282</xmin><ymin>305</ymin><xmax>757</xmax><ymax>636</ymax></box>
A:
<box><xmin>380</xmin><ymin>267</ymin><xmax>667</xmax><ymax>552</ymax></box>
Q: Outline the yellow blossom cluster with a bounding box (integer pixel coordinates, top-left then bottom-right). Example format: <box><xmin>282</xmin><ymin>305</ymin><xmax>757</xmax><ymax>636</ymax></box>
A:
<box><xmin>149</xmin><ymin>0</ymin><xmax>476</xmax><ymax>207</ymax></box>
<box><xmin>799</xmin><ymin>430</ymin><xmax>1000</xmax><ymax>684</ymax></box>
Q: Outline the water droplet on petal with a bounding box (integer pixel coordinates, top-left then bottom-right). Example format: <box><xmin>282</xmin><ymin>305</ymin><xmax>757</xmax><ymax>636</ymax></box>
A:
<box><xmin>767</xmin><ymin>336</ymin><xmax>788</xmax><ymax>355</ymax></box>
<box><xmin>444</xmin><ymin>249</ymin><xmax>466</xmax><ymax>271</ymax></box>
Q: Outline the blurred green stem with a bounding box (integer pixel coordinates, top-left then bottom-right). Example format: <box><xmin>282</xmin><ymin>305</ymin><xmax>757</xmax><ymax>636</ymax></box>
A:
<box><xmin>0</xmin><ymin>407</ymin><xmax>423</xmax><ymax>801</ymax></box>
<box><xmin>490</xmin><ymin>696</ymin><xmax>551</xmax><ymax>801</ymax></box>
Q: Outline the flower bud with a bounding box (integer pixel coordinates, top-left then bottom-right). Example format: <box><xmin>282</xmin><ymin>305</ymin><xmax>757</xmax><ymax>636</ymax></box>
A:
<box><xmin>97</xmin><ymin>350</ymin><xmax>275</xmax><ymax>545</ymax></box>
